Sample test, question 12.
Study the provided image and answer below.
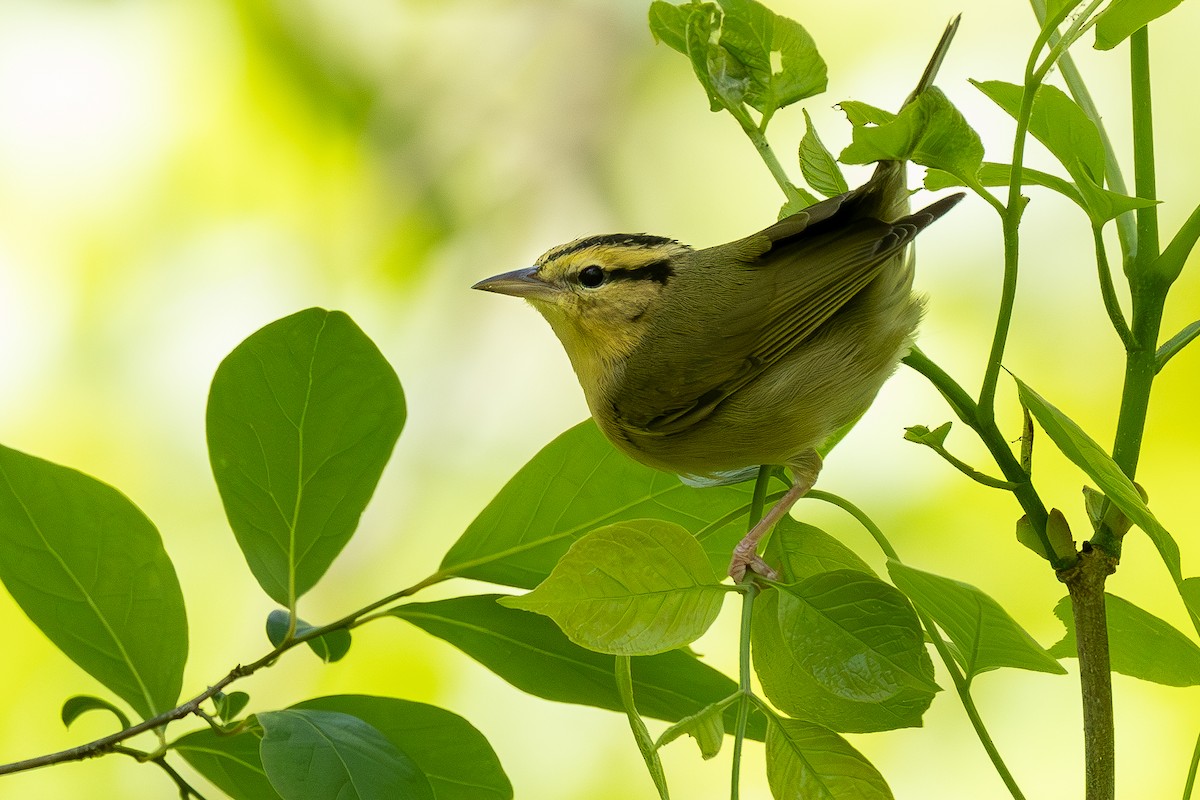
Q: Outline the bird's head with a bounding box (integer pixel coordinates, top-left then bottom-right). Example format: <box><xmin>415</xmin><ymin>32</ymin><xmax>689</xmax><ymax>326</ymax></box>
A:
<box><xmin>473</xmin><ymin>234</ymin><xmax>691</xmax><ymax>394</ymax></box>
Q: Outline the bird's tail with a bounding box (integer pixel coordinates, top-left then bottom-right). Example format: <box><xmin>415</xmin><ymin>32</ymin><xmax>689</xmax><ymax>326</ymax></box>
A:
<box><xmin>863</xmin><ymin>15</ymin><xmax>961</xmax><ymax>220</ymax></box>
<box><xmin>905</xmin><ymin>15</ymin><xmax>961</xmax><ymax>107</ymax></box>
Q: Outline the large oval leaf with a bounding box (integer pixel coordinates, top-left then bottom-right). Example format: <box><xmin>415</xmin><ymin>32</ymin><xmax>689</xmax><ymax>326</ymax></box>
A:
<box><xmin>207</xmin><ymin>308</ymin><xmax>405</xmax><ymax>606</ymax></box>
<box><xmin>752</xmin><ymin>571</ymin><xmax>938</xmax><ymax>732</ymax></box>
<box><xmin>501</xmin><ymin>519</ymin><xmax>725</xmax><ymax>655</ymax></box>
<box><xmin>180</xmin><ymin>696</ymin><xmax>511</xmax><ymax>800</ymax></box>
<box><xmin>0</xmin><ymin>444</ymin><xmax>187</xmax><ymax>720</ymax></box>
<box><xmin>442</xmin><ymin>421</ymin><xmax>756</xmax><ymax>589</ymax></box>
<box><xmin>258</xmin><ymin>709</ymin><xmax>433</xmax><ymax>800</ymax></box>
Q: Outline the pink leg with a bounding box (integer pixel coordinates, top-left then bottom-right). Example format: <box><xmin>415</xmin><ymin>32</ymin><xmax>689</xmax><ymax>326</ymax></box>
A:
<box><xmin>728</xmin><ymin>452</ymin><xmax>821</xmax><ymax>582</ymax></box>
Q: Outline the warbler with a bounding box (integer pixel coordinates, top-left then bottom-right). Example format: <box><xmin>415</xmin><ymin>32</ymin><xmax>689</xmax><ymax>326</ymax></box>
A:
<box><xmin>474</xmin><ymin>19</ymin><xmax>962</xmax><ymax>581</ymax></box>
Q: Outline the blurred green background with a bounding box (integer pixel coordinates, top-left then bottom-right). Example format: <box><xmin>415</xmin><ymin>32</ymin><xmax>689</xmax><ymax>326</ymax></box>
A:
<box><xmin>1</xmin><ymin>0</ymin><xmax>1198</xmax><ymax>797</ymax></box>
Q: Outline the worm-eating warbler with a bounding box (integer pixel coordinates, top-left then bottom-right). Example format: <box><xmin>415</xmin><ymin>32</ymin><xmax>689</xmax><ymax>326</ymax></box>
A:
<box><xmin>475</xmin><ymin>20</ymin><xmax>962</xmax><ymax>581</ymax></box>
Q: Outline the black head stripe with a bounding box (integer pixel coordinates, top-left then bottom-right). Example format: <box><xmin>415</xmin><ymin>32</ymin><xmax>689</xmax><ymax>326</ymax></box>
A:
<box><xmin>607</xmin><ymin>258</ymin><xmax>674</xmax><ymax>285</ymax></box>
<box><xmin>547</xmin><ymin>233</ymin><xmax>685</xmax><ymax>261</ymax></box>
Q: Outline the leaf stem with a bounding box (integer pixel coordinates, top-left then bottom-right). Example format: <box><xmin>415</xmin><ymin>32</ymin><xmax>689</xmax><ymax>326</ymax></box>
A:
<box><xmin>1183</xmin><ymin>728</ymin><xmax>1200</xmax><ymax>800</ymax></box>
<box><xmin>729</xmin><ymin>104</ymin><xmax>804</xmax><ymax>205</ymax></box>
<box><xmin>730</xmin><ymin>581</ymin><xmax>758</xmax><ymax>800</ymax></box>
<box><xmin>0</xmin><ymin>571</ymin><xmax>447</xmax><ymax>776</ymax></box>
<box><xmin>1092</xmin><ymin>225</ymin><xmax>1135</xmax><ymax>348</ymax></box>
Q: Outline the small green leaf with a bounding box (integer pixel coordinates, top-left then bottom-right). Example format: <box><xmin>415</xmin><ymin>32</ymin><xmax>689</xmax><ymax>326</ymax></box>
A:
<box><xmin>887</xmin><ymin>561</ymin><xmax>1066</xmax><ymax>679</ymax></box>
<box><xmin>1046</xmin><ymin>508</ymin><xmax>1078</xmax><ymax>563</ymax></box>
<box><xmin>265</xmin><ymin>610</ymin><xmax>353</xmax><ymax>663</ymax></box>
<box><xmin>766</xmin><ymin>717</ymin><xmax>894</xmax><ymax>800</ymax></box>
<box><xmin>799</xmin><ymin>110</ymin><xmax>848</xmax><ymax>197</ymax></box>
<box><xmin>714</xmin><ymin>0</ymin><xmax>827</xmax><ymax>114</ymax></box>
<box><xmin>207</xmin><ymin>308</ymin><xmax>405</xmax><ymax>607</ymax></box>
<box><xmin>840</xmin><ymin>88</ymin><xmax>983</xmax><ymax>185</ymax></box>
<box><xmin>1050</xmin><ymin>593</ymin><xmax>1200</xmax><ymax>686</ymax></box>
<box><xmin>0</xmin><ymin>445</ymin><xmax>187</xmax><ymax>720</ymax></box>
<box><xmin>752</xmin><ymin>572</ymin><xmax>938</xmax><ymax>733</ymax></box>
<box><xmin>648</xmin><ymin>0</ymin><xmax>689</xmax><ymax>52</ymax></box>
<box><xmin>176</xmin><ymin>727</ymin><xmax>282</xmax><ymax>800</ymax></box>
<box><xmin>295</xmin><ymin>696</ymin><xmax>512</xmax><ymax>800</ymax></box>
<box><xmin>837</xmin><ymin>101</ymin><xmax>894</xmax><ymax>127</ymax></box>
<box><xmin>1075</xmin><ymin>172</ymin><xmax>1157</xmax><ymax>224</ymax></box>
<box><xmin>443</xmin><ymin>421</ymin><xmax>756</xmax><ymax>589</ymax></box>
<box><xmin>1016</xmin><ymin>515</ymin><xmax>1050</xmax><ymax>561</ymax></box>
<box><xmin>656</xmin><ymin>700</ymin><xmax>729</xmax><ymax>759</ymax></box>
<box><xmin>258</xmin><ymin>709</ymin><xmax>434</xmax><ymax>800</ymax></box>
<box><xmin>763</xmin><ymin>517</ymin><xmax>875</xmax><ymax>584</ymax></box>
<box><xmin>214</xmin><ymin>691</ymin><xmax>251</xmax><ymax>723</ymax></box>
<box><xmin>1095</xmin><ymin>0</ymin><xmax>1186</xmax><ymax>50</ymax></box>
<box><xmin>61</xmin><ymin>695</ymin><xmax>132</xmax><ymax>732</ymax></box>
<box><xmin>1156</xmin><ymin>320</ymin><xmax>1200</xmax><ymax>373</ymax></box>
<box><xmin>682</xmin><ymin>3</ymin><xmax>745</xmax><ymax>113</ymax></box>
<box><xmin>1015</xmin><ymin>377</ymin><xmax>1181</xmax><ymax>581</ymax></box>
<box><xmin>904</xmin><ymin>422</ymin><xmax>952</xmax><ymax>447</ymax></box>
<box><xmin>501</xmin><ymin>520</ymin><xmax>725</xmax><ymax>655</ymax></box>
<box><xmin>390</xmin><ymin>594</ymin><xmax>767</xmax><ymax>740</ymax></box>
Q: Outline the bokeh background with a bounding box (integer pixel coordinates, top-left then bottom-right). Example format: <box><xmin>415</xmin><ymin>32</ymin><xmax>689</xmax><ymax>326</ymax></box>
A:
<box><xmin>1</xmin><ymin>0</ymin><xmax>1198</xmax><ymax>798</ymax></box>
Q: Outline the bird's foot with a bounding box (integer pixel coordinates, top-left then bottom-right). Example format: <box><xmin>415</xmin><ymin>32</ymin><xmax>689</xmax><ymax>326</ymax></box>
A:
<box><xmin>728</xmin><ymin>546</ymin><xmax>779</xmax><ymax>583</ymax></box>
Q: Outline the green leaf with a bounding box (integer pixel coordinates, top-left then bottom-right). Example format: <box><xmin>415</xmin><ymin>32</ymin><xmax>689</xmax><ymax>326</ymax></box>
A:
<box><xmin>390</xmin><ymin>594</ymin><xmax>767</xmax><ymax>740</ymax></box>
<box><xmin>763</xmin><ymin>517</ymin><xmax>875</xmax><ymax>584</ymax></box>
<box><xmin>904</xmin><ymin>422</ymin><xmax>951</xmax><ymax>448</ymax></box>
<box><xmin>656</xmin><ymin>700</ymin><xmax>729</xmax><ymax>759</ymax></box>
<box><xmin>1095</xmin><ymin>0</ymin><xmax>1186</xmax><ymax>50</ymax></box>
<box><xmin>294</xmin><ymin>696</ymin><xmax>512</xmax><ymax>800</ymax></box>
<box><xmin>182</xmin><ymin>697</ymin><xmax>511</xmax><ymax>800</ymax></box>
<box><xmin>265</xmin><ymin>610</ymin><xmax>352</xmax><ymax>663</ymax></box>
<box><xmin>176</xmin><ymin>727</ymin><xmax>283</xmax><ymax>800</ymax></box>
<box><xmin>258</xmin><ymin>709</ymin><xmax>434</xmax><ymax>800</ymax></box>
<box><xmin>799</xmin><ymin>110</ymin><xmax>848</xmax><ymax>197</ymax></box>
<box><xmin>207</xmin><ymin>308</ymin><xmax>405</xmax><ymax>607</ymax></box>
<box><xmin>1014</xmin><ymin>377</ymin><xmax>1181</xmax><ymax>581</ymax></box>
<box><xmin>501</xmin><ymin>520</ymin><xmax>725</xmax><ymax>655</ymax></box>
<box><xmin>1050</xmin><ymin>593</ymin><xmax>1200</xmax><ymax>686</ymax></box>
<box><xmin>648</xmin><ymin>0</ymin><xmax>689</xmax><ymax>52</ymax></box>
<box><xmin>765</xmin><ymin>717</ymin><xmax>893</xmax><ymax>800</ymax></box>
<box><xmin>837</xmin><ymin>101</ymin><xmax>894</xmax><ymax>127</ymax></box>
<box><xmin>887</xmin><ymin>561</ymin><xmax>1066</xmax><ymax>679</ymax></box>
<box><xmin>751</xmin><ymin>571</ymin><xmax>938</xmax><ymax>733</ymax></box>
<box><xmin>972</xmin><ymin>81</ymin><xmax>1105</xmax><ymax>184</ymax></box>
<box><xmin>442</xmin><ymin>421</ymin><xmax>756</xmax><ymax>589</ymax></box>
<box><xmin>840</xmin><ymin>88</ymin><xmax>983</xmax><ymax>184</ymax></box>
<box><xmin>681</xmin><ymin>3</ymin><xmax>745</xmax><ymax>113</ymax></box>
<box><xmin>215</xmin><ymin>691</ymin><xmax>251</xmax><ymax>723</ymax></box>
<box><xmin>1156</xmin><ymin>320</ymin><xmax>1200</xmax><ymax>372</ymax></box>
<box><xmin>1075</xmin><ymin>172</ymin><xmax>1158</xmax><ymax>224</ymax></box>
<box><xmin>926</xmin><ymin>161</ymin><xmax>1082</xmax><ymax>204</ymax></box>
<box><xmin>61</xmin><ymin>695</ymin><xmax>132</xmax><ymax>732</ymax></box>
<box><xmin>713</xmin><ymin>0</ymin><xmax>827</xmax><ymax>114</ymax></box>
<box><xmin>0</xmin><ymin>445</ymin><xmax>187</xmax><ymax>720</ymax></box>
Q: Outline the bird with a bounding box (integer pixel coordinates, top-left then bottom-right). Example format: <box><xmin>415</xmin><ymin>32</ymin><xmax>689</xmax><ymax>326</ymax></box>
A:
<box><xmin>473</xmin><ymin>18</ymin><xmax>963</xmax><ymax>581</ymax></box>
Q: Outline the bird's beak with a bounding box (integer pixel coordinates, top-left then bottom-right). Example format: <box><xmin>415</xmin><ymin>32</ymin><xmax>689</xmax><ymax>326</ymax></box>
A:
<box><xmin>472</xmin><ymin>266</ymin><xmax>558</xmax><ymax>300</ymax></box>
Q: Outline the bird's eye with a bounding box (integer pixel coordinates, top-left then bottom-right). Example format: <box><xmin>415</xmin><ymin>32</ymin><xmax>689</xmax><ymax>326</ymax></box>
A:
<box><xmin>579</xmin><ymin>265</ymin><xmax>606</xmax><ymax>288</ymax></box>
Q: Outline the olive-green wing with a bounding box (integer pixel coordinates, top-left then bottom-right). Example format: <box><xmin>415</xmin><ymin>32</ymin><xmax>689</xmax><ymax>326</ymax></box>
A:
<box><xmin>613</xmin><ymin>194</ymin><xmax>960</xmax><ymax>435</ymax></box>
